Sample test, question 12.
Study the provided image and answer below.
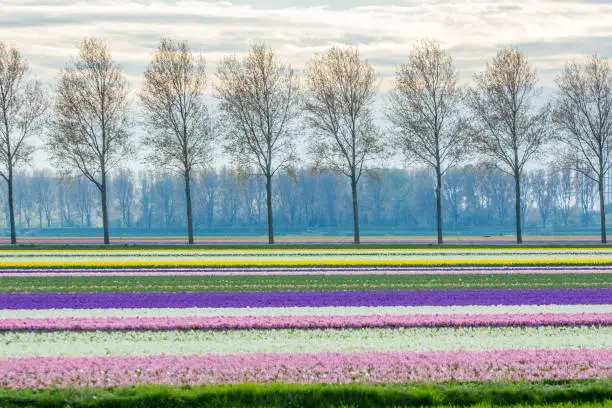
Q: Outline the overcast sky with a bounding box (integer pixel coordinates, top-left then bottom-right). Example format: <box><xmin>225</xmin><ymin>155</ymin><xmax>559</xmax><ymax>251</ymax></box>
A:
<box><xmin>2</xmin><ymin>0</ymin><xmax>612</xmax><ymax>169</ymax></box>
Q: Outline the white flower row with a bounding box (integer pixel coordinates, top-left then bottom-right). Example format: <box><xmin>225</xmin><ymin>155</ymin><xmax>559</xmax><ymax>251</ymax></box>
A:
<box><xmin>1</xmin><ymin>326</ymin><xmax>609</xmax><ymax>358</ymax></box>
<box><xmin>3</xmin><ymin>305</ymin><xmax>611</xmax><ymax>319</ymax></box>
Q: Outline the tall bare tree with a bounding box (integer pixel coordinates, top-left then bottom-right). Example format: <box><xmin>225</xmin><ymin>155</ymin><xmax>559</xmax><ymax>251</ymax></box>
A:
<box><xmin>553</xmin><ymin>55</ymin><xmax>612</xmax><ymax>243</ymax></box>
<box><xmin>0</xmin><ymin>42</ymin><xmax>47</xmax><ymax>244</ymax></box>
<box><xmin>387</xmin><ymin>40</ymin><xmax>466</xmax><ymax>244</ymax></box>
<box><xmin>140</xmin><ymin>38</ymin><xmax>214</xmax><ymax>244</ymax></box>
<box><xmin>48</xmin><ymin>38</ymin><xmax>132</xmax><ymax>245</ymax></box>
<box><xmin>304</xmin><ymin>47</ymin><xmax>383</xmax><ymax>244</ymax></box>
<box><xmin>466</xmin><ymin>49</ymin><xmax>550</xmax><ymax>244</ymax></box>
<box><xmin>215</xmin><ymin>43</ymin><xmax>300</xmax><ymax>244</ymax></box>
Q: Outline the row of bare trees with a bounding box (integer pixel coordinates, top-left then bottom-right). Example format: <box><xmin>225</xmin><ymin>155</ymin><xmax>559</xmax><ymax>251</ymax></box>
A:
<box><xmin>0</xmin><ymin>38</ymin><xmax>610</xmax><ymax>245</ymax></box>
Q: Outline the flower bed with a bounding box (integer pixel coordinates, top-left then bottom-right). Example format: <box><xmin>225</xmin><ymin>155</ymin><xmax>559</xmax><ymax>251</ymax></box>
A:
<box><xmin>0</xmin><ymin>247</ymin><xmax>609</xmax><ymax>396</ymax></box>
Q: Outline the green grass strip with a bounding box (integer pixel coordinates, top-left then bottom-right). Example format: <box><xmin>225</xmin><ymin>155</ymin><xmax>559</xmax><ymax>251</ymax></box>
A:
<box><xmin>2</xmin><ymin>274</ymin><xmax>610</xmax><ymax>293</ymax></box>
<box><xmin>0</xmin><ymin>381</ymin><xmax>610</xmax><ymax>408</ymax></box>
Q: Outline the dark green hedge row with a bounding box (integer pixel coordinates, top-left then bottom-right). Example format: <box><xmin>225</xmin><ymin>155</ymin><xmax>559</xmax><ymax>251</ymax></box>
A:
<box><xmin>1</xmin><ymin>381</ymin><xmax>610</xmax><ymax>408</ymax></box>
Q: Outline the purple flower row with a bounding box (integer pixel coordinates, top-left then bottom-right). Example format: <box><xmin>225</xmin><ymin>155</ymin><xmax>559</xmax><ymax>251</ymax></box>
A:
<box><xmin>1</xmin><ymin>289</ymin><xmax>610</xmax><ymax>310</ymax></box>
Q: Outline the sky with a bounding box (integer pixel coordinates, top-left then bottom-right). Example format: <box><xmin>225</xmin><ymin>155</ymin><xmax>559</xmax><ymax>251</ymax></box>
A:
<box><xmin>1</xmin><ymin>0</ymin><xmax>611</xmax><ymax>170</ymax></box>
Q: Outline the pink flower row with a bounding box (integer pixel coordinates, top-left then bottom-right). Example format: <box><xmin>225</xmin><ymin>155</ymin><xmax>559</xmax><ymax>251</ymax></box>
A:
<box><xmin>1</xmin><ymin>313</ymin><xmax>609</xmax><ymax>331</ymax></box>
<box><xmin>1</xmin><ymin>349</ymin><xmax>609</xmax><ymax>389</ymax></box>
<box><xmin>1</xmin><ymin>267</ymin><xmax>610</xmax><ymax>277</ymax></box>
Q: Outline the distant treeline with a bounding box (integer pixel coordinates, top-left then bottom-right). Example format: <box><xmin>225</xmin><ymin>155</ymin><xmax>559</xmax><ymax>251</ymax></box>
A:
<box><xmin>1</xmin><ymin>165</ymin><xmax>604</xmax><ymax>236</ymax></box>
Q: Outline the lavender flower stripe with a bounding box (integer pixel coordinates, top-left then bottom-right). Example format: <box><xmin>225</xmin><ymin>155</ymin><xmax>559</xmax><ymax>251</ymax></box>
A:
<box><xmin>0</xmin><ymin>289</ymin><xmax>610</xmax><ymax>310</ymax></box>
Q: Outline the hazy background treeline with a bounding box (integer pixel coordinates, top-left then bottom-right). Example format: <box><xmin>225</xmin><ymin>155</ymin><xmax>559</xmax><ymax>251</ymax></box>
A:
<box><xmin>2</xmin><ymin>165</ymin><xmax>603</xmax><ymax>238</ymax></box>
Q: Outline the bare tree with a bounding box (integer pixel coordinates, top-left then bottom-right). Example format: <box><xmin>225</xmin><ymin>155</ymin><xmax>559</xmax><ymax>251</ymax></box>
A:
<box><xmin>466</xmin><ymin>49</ymin><xmax>550</xmax><ymax>244</ymax></box>
<box><xmin>140</xmin><ymin>38</ymin><xmax>214</xmax><ymax>244</ymax></box>
<box><xmin>304</xmin><ymin>47</ymin><xmax>383</xmax><ymax>244</ymax></box>
<box><xmin>387</xmin><ymin>40</ymin><xmax>466</xmax><ymax>244</ymax></box>
<box><xmin>48</xmin><ymin>38</ymin><xmax>132</xmax><ymax>244</ymax></box>
<box><xmin>553</xmin><ymin>55</ymin><xmax>612</xmax><ymax>243</ymax></box>
<box><xmin>215</xmin><ymin>43</ymin><xmax>300</xmax><ymax>244</ymax></box>
<box><xmin>0</xmin><ymin>42</ymin><xmax>48</xmax><ymax>244</ymax></box>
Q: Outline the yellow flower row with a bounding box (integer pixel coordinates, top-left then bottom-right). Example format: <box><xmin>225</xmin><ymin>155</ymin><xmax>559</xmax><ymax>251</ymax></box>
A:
<box><xmin>2</xmin><ymin>258</ymin><xmax>612</xmax><ymax>268</ymax></box>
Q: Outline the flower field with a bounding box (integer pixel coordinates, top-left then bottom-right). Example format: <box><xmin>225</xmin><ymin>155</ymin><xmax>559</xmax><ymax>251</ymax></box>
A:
<box><xmin>0</xmin><ymin>246</ymin><xmax>610</xmax><ymax>407</ymax></box>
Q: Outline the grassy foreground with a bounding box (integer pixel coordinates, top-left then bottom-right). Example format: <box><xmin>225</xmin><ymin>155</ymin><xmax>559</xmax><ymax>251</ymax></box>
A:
<box><xmin>3</xmin><ymin>273</ymin><xmax>610</xmax><ymax>293</ymax></box>
<box><xmin>0</xmin><ymin>381</ymin><xmax>610</xmax><ymax>408</ymax></box>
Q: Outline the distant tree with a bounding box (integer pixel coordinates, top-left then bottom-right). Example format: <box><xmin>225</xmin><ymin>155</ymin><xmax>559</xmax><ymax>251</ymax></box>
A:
<box><xmin>57</xmin><ymin>175</ymin><xmax>73</xmax><ymax>228</ymax></box>
<box><xmin>443</xmin><ymin>168</ymin><xmax>466</xmax><ymax>229</ymax></box>
<box><xmin>153</xmin><ymin>174</ymin><xmax>180</xmax><ymax>228</ymax></box>
<box><xmin>531</xmin><ymin>169</ymin><xmax>557</xmax><ymax>229</ymax></box>
<box><xmin>215</xmin><ymin>43</ymin><xmax>300</xmax><ymax>244</ymax></box>
<box><xmin>387</xmin><ymin>40</ymin><xmax>467</xmax><ymax>244</ymax></box>
<box><xmin>14</xmin><ymin>173</ymin><xmax>34</xmax><ymax>228</ymax></box>
<box><xmin>277</xmin><ymin>171</ymin><xmax>300</xmax><ymax>227</ymax></box>
<box><xmin>70</xmin><ymin>176</ymin><xmax>97</xmax><ymax>228</ymax></box>
<box><xmin>520</xmin><ymin>171</ymin><xmax>534</xmax><ymax>228</ymax></box>
<box><xmin>553</xmin><ymin>55</ymin><xmax>612</xmax><ymax>243</ymax></box>
<box><xmin>112</xmin><ymin>169</ymin><xmax>135</xmax><ymax>228</ymax></box>
<box><xmin>466</xmin><ymin>49</ymin><xmax>550</xmax><ymax>243</ymax></box>
<box><xmin>0</xmin><ymin>182</ymin><xmax>7</xmax><ymax>228</ymax></box>
<box><xmin>48</xmin><ymin>38</ymin><xmax>133</xmax><ymax>244</ymax></box>
<box><xmin>138</xmin><ymin>171</ymin><xmax>154</xmax><ymax>229</ymax></box>
<box><xmin>574</xmin><ymin>166</ymin><xmax>597</xmax><ymax>227</ymax></box>
<box><xmin>304</xmin><ymin>47</ymin><xmax>384</xmax><ymax>244</ymax></box>
<box><xmin>477</xmin><ymin>167</ymin><xmax>514</xmax><ymax>227</ymax></box>
<box><xmin>0</xmin><ymin>42</ymin><xmax>48</xmax><ymax>244</ymax></box>
<box><xmin>411</xmin><ymin>168</ymin><xmax>437</xmax><ymax>228</ymax></box>
<box><xmin>140</xmin><ymin>38</ymin><xmax>214</xmax><ymax>244</ymax></box>
<box><xmin>31</xmin><ymin>170</ymin><xmax>55</xmax><ymax>228</ymax></box>
<box><xmin>554</xmin><ymin>168</ymin><xmax>574</xmax><ymax>227</ymax></box>
<box><xmin>195</xmin><ymin>170</ymin><xmax>217</xmax><ymax>228</ymax></box>
<box><xmin>217</xmin><ymin>167</ymin><xmax>241</xmax><ymax>227</ymax></box>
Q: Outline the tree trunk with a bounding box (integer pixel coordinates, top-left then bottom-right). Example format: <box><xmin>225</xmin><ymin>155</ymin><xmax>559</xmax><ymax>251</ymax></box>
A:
<box><xmin>514</xmin><ymin>171</ymin><xmax>523</xmax><ymax>244</ymax></box>
<box><xmin>266</xmin><ymin>174</ymin><xmax>275</xmax><ymax>244</ymax></box>
<box><xmin>184</xmin><ymin>172</ymin><xmax>194</xmax><ymax>245</ymax></box>
<box><xmin>101</xmin><ymin>174</ymin><xmax>110</xmax><ymax>245</ymax></box>
<box><xmin>598</xmin><ymin>175</ymin><xmax>607</xmax><ymax>244</ymax></box>
<box><xmin>435</xmin><ymin>167</ymin><xmax>443</xmax><ymax>244</ymax></box>
<box><xmin>351</xmin><ymin>176</ymin><xmax>360</xmax><ymax>244</ymax></box>
<box><xmin>7</xmin><ymin>169</ymin><xmax>16</xmax><ymax>245</ymax></box>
